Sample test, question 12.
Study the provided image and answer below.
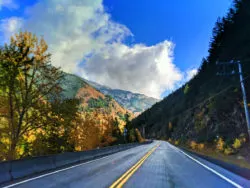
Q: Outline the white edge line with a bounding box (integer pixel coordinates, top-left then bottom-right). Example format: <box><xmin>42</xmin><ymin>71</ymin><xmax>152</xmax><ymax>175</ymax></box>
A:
<box><xmin>168</xmin><ymin>142</ymin><xmax>243</xmax><ymax>188</ymax></box>
<box><xmin>2</xmin><ymin>155</ymin><xmax>111</xmax><ymax>188</ymax></box>
<box><xmin>2</xmin><ymin>143</ymin><xmax>154</xmax><ymax>188</ymax></box>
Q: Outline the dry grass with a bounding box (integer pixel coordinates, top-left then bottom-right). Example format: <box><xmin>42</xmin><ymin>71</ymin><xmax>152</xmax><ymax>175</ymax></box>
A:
<box><xmin>181</xmin><ymin>143</ymin><xmax>250</xmax><ymax>169</ymax></box>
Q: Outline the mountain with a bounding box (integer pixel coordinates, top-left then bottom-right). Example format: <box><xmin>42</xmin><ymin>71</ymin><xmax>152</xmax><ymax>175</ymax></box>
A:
<box><xmin>59</xmin><ymin>73</ymin><xmax>133</xmax><ymax>149</ymax></box>
<box><xmin>132</xmin><ymin>0</ymin><xmax>250</xmax><ymax>144</ymax></box>
<box><xmin>60</xmin><ymin>73</ymin><xmax>130</xmax><ymax>119</ymax></box>
<box><xmin>84</xmin><ymin>79</ymin><xmax>159</xmax><ymax>114</ymax></box>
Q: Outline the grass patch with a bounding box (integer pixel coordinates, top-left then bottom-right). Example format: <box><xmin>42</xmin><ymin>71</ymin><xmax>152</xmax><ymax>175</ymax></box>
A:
<box><xmin>180</xmin><ymin>143</ymin><xmax>250</xmax><ymax>170</ymax></box>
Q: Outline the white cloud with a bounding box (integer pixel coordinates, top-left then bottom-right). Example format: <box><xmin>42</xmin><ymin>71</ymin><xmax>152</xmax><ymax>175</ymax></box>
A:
<box><xmin>0</xmin><ymin>0</ymin><xmax>18</xmax><ymax>10</ymax></box>
<box><xmin>0</xmin><ymin>0</ymin><xmax>187</xmax><ymax>98</ymax></box>
<box><xmin>185</xmin><ymin>68</ymin><xmax>198</xmax><ymax>81</ymax></box>
<box><xmin>0</xmin><ymin>17</ymin><xmax>23</xmax><ymax>41</ymax></box>
<box><xmin>82</xmin><ymin>41</ymin><xmax>183</xmax><ymax>98</ymax></box>
<box><xmin>21</xmin><ymin>0</ymin><xmax>131</xmax><ymax>72</ymax></box>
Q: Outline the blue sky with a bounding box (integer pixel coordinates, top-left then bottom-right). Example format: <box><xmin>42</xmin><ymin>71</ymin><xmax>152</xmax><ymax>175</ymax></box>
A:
<box><xmin>0</xmin><ymin>0</ymin><xmax>232</xmax><ymax>98</ymax></box>
<box><xmin>103</xmin><ymin>0</ymin><xmax>231</xmax><ymax>72</ymax></box>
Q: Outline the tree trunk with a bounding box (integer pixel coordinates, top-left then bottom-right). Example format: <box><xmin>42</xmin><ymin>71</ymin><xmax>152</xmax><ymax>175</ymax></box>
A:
<box><xmin>8</xmin><ymin>76</ymin><xmax>17</xmax><ymax>161</ymax></box>
<box><xmin>8</xmin><ymin>139</ymin><xmax>17</xmax><ymax>161</ymax></box>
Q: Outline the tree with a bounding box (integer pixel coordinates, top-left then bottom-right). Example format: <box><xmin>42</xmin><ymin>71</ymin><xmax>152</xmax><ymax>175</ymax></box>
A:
<box><xmin>0</xmin><ymin>31</ymin><xmax>63</xmax><ymax>160</ymax></box>
<box><xmin>29</xmin><ymin>98</ymin><xmax>79</xmax><ymax>156</ymax></box>
<box><xmin>135</xmin><ymin>128</ymin><xmax>144</xmax><ymax>143</ymax></box>
<box><xmin>70</xmin><ymin>112</ymin><xmax>101</xmax><ymax>151</ymax></box>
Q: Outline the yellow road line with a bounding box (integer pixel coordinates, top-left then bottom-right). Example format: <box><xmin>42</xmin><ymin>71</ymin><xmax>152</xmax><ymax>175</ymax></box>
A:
<box><xmin>110</xmin><ymin>144</ymin><xmax>160</xmax><ymax>188</ymax></box>
<box><xmin>111</xmin><ymin>148</ymin><xmax>154</xmax><ymax>187</ymax></box>
<box><xmin>109</xmin><ymin>148</ymin><xmax>154</xmax><ymax>188</ymax></box>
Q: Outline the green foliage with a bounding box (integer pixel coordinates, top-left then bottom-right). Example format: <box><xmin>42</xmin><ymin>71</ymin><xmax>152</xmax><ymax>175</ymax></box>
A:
<box><xmin>183</xmin><ymin>84</ymin><xmax>190</xmax><ymax>94</ymax></box>
<box><xmin>60</xmin><ymin>73</ymin><xmax>87</xmax><ymax>99</ymax></box>
<box><xmin>117</xmin><ymin>112</ymin><xmax>126</xmax><ymax>122</ymax></box>
<box><xmin>125</xmin><ymin>112</ymin><xmax>131</xmax><ymax>125</ymax></box>
<box><xmin>128</xmin><ymin>129</ymin><xmax>136</xmax><ymax>142</ymax></box>
<box><xmin>31</xmin><ymin>130</ymin><xmax>74</xmax><ymax>156</ymax></box>
<box><xmin>88</xmin><ymin>97</ymin><xmax>109</xmax><ymax>109</ymax></box>
<box><xmin>105</xmin><ymin>95</ymin><xmax>113</xmax><ymax>102</ymax></box>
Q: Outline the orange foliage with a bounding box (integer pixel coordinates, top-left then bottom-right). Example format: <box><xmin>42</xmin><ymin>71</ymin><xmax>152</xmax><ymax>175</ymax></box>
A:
<box><xmin>76</xmin><ymin>85</ymin><xmax>105</xmax><ymax>105</ymax></box>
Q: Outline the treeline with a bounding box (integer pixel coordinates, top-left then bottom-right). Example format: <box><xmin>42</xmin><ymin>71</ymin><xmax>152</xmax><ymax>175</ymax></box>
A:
<box><xmin>0</xmin><ymin>32</ymin><xmax>142</xmax><ymax>161</ymax></box>
<box><xmin>132</xmin><ymin>0</ymin><xmax>250</xmax><ymax>144</ymax></box>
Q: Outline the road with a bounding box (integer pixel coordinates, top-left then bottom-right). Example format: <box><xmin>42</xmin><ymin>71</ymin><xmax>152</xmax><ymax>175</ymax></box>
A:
<box><xmin>2</xmin><ymin>141</ymin><xmax>250</xmax><ymax>188</ymax></box>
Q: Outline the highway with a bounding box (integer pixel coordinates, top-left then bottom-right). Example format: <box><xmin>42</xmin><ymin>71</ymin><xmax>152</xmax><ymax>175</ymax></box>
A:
<box><xmin>2</xmin><ymin>141</ymin><xmax>250</xmax><ymax>188</ymax></box>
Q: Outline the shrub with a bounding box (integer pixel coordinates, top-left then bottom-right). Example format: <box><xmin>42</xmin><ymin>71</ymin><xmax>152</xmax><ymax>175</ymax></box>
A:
<box><xmin>190</xmin><ymin>141</ymin><xmax>197</xmax><ymax>150</ymax></box>
<box><xmin>241</xmin><ymin>137</ymin><xmax>247</xmax><ymax>143</ymax></box>
<box><xmin>159</xmin><ymin>136</ymin><xmax>167</xmax><ymax>141</ymax></box>
<box><xmin>216</xmin><ymin>137</ymin><xmax>225</xmax><ymax>151</ymax></box>
<box><xmin>232</xmin><ymin>138</ymin><xmax>242</xmax><ymax>149</ymax></box>
<box><xmin>197</xmin><ymin>143</ymin><xmax>205</xmax><ymax>150</ymax></box>
<box><xmin>180</xmin><ymin>136</ymin><xmax>187</xmax><ymax>145</ymax></box>
<box><xmin>174</xmin><ymin>140</ymin><xmax>179</xmax><ymax>145</ymax></box>
<box><xmin>128</xmin><ymin>129</ymin><xmax>136</xmax><ymax>142</ymax></box>
<box><xmin>224</xmin><ymin>147</ymin><xmax>235</xmax><ymax>155</ymax></box>
<box><xmin>239</xmin><ymin>134</ymin><xmax>247</xmax><ymax>144</ymax></box>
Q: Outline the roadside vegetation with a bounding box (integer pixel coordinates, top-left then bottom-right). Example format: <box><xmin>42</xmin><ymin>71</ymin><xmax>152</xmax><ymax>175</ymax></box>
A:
<box><xmin>168</xmin><ymin>136</ymin><xmax>250</xmax><ymax>169</ymax></box>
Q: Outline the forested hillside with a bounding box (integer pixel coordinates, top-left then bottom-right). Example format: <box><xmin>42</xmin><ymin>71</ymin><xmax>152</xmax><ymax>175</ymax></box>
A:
<box><xmin>132</xmin><ymin>0</ymin><xmax>250</xmax><ymax>146</ymax></box>
<box><xmin>60</xmin><ymin>73</ymin><xmax>134</xmax><ymax>148</ymax></box>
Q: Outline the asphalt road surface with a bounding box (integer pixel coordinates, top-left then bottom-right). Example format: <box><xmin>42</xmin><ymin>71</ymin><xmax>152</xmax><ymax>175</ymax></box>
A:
<box><xmin>2</xmin><ymin>141</ymin><xmax>250</xmax><ymax>188</ymax></box>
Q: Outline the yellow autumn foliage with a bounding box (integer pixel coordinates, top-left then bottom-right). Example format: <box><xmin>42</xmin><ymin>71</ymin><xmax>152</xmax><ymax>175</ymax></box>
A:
<box><xmin>197</xmin><ymin>143</ymin><xmax>205</xmax><ymax>150</ymax></box>
<box><xmin>216</xmin><ymin>137</ymin><xmax>225</xmax><ymax>151</ymax></box>
<box><xmin>224</xmin><ymin>147</ymin><xmax>234</xmax><ymax>155</ymax></box>
<box><xmin>16</xmin><ymin>146</ymin><xmax>25</xmax><ymax>156</ymax></box>
<box><xmin>1</xmin><ymin>137</ymin><xmax>10</xmax><ymax>145</ymax></box>
<box><xmin>190</xmin><ymin>141</ymin><xmax>197</xmax><ymax>150</ymax></box>
<box><xmin>232</xmin><ymin>138</ymin><xmax>242</xmax><ymax>149</ymax></box>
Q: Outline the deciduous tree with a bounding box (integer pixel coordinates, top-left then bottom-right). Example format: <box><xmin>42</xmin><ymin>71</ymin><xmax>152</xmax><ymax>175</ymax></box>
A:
<box><xmin>0</xmin><ymin>31</ymin><xmax>63</xmax><ymax>160</ymax></box>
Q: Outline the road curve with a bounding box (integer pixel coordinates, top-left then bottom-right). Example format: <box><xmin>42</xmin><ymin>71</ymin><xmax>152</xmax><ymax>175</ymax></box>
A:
<box><xmin>2</xmin><ymin>141</ymin><xmax>250</xmax><ymax>188</ymax></box>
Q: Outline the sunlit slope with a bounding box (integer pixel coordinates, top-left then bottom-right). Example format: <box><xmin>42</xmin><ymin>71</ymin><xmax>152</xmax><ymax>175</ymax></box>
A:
<box><xmin>60</xmin><ymin>73</ymin><xmax>132</xmax><ymax>132</ymax></box>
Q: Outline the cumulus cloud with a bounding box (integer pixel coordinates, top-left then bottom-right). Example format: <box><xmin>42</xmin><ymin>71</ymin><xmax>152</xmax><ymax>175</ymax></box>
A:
<box><xmin>82</xmin><ymin>41</ymin><xmax>183</xmax><ymax>98</ymax></box>
<box><xmin>21</xmin><ymin>0</ymin><xmax>131</xmax><ymax>72</ymax></box>
<box><xmin>0</xmin><ymin>0</ymin><xmax>18</xmax><ymax>10</ymax></box>
<box><xmin>0</xmin><ymin>0</ymin><xmax>188</xmax><ymax>98</ymax></box>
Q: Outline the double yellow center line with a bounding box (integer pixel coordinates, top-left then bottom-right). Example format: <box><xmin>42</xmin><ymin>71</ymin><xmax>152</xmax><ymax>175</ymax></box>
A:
<box><xmin>109</xmin><ymin>144</ymin><xmax>160</xmax><ymax>188</ymax></box>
